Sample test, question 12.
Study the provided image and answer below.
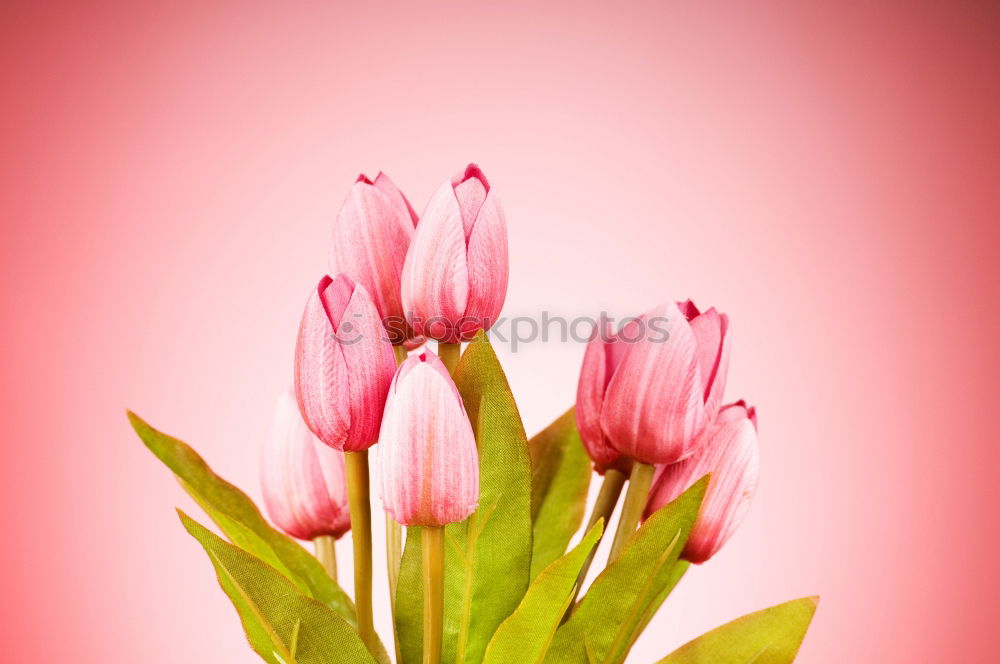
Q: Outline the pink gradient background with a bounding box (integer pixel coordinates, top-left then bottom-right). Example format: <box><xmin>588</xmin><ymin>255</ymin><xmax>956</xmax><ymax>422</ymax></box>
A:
<box><xmin>2</xmin><ymin>1</ymin><xmax>998</xmax><ymax>662</ymax></box>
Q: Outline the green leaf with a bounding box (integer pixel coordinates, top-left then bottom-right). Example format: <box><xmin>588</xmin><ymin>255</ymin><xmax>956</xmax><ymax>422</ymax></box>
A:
<box><xmin>545</xmin><ymin>478</ymin><xmax>708</xmax><ymax>664</ymax></box>
<box><xmin>394</xmin><ymin>525</ymin><xmax>425</xmax><ymax>664</ymax></box>
<box><xmin>632</xmin><ymin>560</ymin><xmax>690</xmax><ymax>641</ymax></box>
<box><xmin>127</xmin><ymin>412</ymin><xmax>354</xmax><ymax>620</ymax></box>
<box><xmin>482</xmin><ymin>520</ymin><xmax>604</xmax><ymax>664</ymax></box>
<box><xmin>179</xmin><ymin>511</ymin><xmax>378</xmax><ymax>664</ymax></box>
<box><xmin>654</xmin><ymin>597</ymin><xmax>819</xmax><ymax>664</ymax></box>
<box><xmin>528</xmin><ymin>408</ymin><xmax>593</xmax><ymax>580</ymax></box>
<box><xmin>395</xmin><ymin>334</ymin><xmax>535</xmax><ymax>664</ymax></box>
<box><xmin>180</xmin><ymin>478</ymin><xmax>307</xmax><ymax>595</ymax></box>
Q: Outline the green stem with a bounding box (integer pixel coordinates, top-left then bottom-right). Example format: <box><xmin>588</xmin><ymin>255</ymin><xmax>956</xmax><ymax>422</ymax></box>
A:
<box><xmin>314</xmin><ymin>535</ymin><xmax>337</xmax><ymax>582</ymax></box>
<box><xmin>387</xmin><ymin>343</ymin><xmax>408</xmax><ymax>598</ymax></box>
<box><xmin>564</xmin><ymin>468</ymin><xmax>627</xmax><ymax>619</ymax></box>
<box><xmin>422</xmin><ymin>526</ymin><xmax>445</xmax><ymax>664</ymax></box>
<box><xmin>388</xmin><ymin>343</ymin><xmax>407</xmax><ymax>664</ymax></box>
<box><xmin>394</xmin><ymin>344</ymin><xmax>409</xmax><ymax>365</ymax></box>
<box><xmin>438</xmin><ymin>341</ymin><xmax>460</xmax><ymax>375</ymax></box>
<box><xmin>346</xmin><ymin>450</ymin><xmax>376</xmax><ymax>655</ymax></box>
<box><xmin>607</xmin><ymin>462</ymin><xmax>655</xmax><ymax>564</ymax></box>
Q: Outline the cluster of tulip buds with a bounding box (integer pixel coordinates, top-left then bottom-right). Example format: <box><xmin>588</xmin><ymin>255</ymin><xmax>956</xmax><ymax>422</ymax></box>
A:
<box><xmin>260</xmin><ymin>164</ymin><xmax>761</xmax><ymax>663</ymax></box>
<box><xmin>576</xmin><ymin>299</ymin><xmax>759</xmax><ymax>566</ymax></box>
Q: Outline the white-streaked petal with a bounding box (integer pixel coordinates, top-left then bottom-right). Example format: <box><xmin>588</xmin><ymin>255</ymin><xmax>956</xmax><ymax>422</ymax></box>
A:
<box><xmin>401</xmin><ymin>179</ymin><xmax>470</xmax><ymax>342</ymax></box>
<box><xmin>294</xmin><ymin>281</ymin><xmax>350</xmax><ymax>449</ymax></box>
<box><xmin>601</xmin><ymin>301</ymin><xmax>707</xmax><ymax>465</ymax></box>
<box><xmin>329</xmin><ymin>174</ymin><xmax>415</xmax><ymax>336</ymax></box>
<box><xmin>378</xmin><ymin>353</ymin><xmax>479</xmax><ymax>526</ymax></box>
<box><xmin>261</xmin><ymin>390</ymin><xmax>350</xmax><ymax>541</ymax></box>
<box><xmin>645</xmin><ymin>405</ymin><xmax>759</xmax><ymax>563</ymax></box>
<box><xmin>334</xmin><ymin>281</ymin><xmax>397</xmax><ymax>451</ymax></box>
<box><xmin>461</xmin><ymin>187</ymin><xmax>508</xmax><ymax>339</ymax></box>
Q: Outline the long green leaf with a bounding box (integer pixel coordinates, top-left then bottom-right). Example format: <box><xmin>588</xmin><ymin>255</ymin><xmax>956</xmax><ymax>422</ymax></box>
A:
<box><xmin>528</xmin><ymin>408</ymin><xmax>593</xmax><ymax>580</ymax></box>
<box><xmin>180</xmin><ymin>511</ymin><xmax>378</xmax><ymax>664</ymax></box>
<box><xmin>128</xmin><ymin>412</ymin><xmax>355</xmax><ymax>621</ymax></box>
<box><xmin>394</xmin><ymin>525</ymin><xmax>425</xmax><ymax>664</ymax></box>
<box><xmin>544</xmin><ymin>478</ymin><xmax>708</xmax><ymax>664</ymax></box>
<box><xmin>654</xmin><ymin>597</ymin><xmax>819</xmax><ymax>664</ymax></box>
<box><xmin>180</xmin><ymin>478</ymin><xmax>307</xmax><ymax>595</ymax></box>
<box><xmin>395</xmin><ymin>334</ymin><xmax>534</xmax><ymax>664</ymax></box>
<box><xmin>448</xmin><ymin>333</ymin><xmax>535</xmax><ymax>664</ymax></box>
<box><xmin>483</xmin><ymin>520</ymin><xmax>604</xmax><ymax>664</ymax></box>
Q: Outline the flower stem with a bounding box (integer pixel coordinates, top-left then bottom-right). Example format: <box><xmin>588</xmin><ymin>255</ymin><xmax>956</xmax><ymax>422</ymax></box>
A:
<box><xmin>438</xmin><ymin>341</ymin><xmax>460</xmax><ymax>375</ymax></box>
<box><xmin>388</xmin><ymin>343</ymin><xmax>407</xmax><ymax>664</ymax></box>
<box><xmin>394</xmin><ymin>344</ymin><xmax>409</xmax><ymax>365</ymax></box>
<box><xmin>314</xmin><ymin>535</ymin><xmax>337</xmax><ymax>582</ymax></box>
<box><xmin>345</xmin><ymin>450</ymin><xmax>376</xmax><ymax>655</ymax></box>
<box><xmin>607</xmin><ymin>462</ymin><xmax>655</xmax><ymax>564</ymax></box>
<box><xmin>422</xmin><ymin>526</ymin><xmax>445</xmax><ymax>664</ymax></box>
<box><xmin>564</xmin><ymin>468</ymin><xmax>627</xmax><ymax>619</ymax></box>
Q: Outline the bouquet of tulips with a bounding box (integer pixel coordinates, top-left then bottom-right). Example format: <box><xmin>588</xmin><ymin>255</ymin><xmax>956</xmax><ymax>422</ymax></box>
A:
<box><xmin>130</xmin><ymin>165</ymin><xmax>817</xmax><ymax>663</ymax></box>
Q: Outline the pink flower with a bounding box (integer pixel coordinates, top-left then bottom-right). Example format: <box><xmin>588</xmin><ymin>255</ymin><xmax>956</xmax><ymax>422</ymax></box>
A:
<box><xmin>401</xmin><ymin>164</ymin><xmax>508</xmax><ymax>343</ymax></box>
<box><xmin>644</xmin><ymin>401</ymin><xmax>760</xmax><ymax>564</ymax></box>
<box><xmin>329</xmin><ymin>172</ymin><xmax>420</xmax><ymax>347</ymax></box>
<box><xmin>294</xmin><ymin>274</ymin><xmax>397</xmax><ymax>452</ymax></box>
<box><xmin>575</xmin><ymin>316</ymin><xmax>638</xmax><ymax>474</ymax></box>
<box><xmin>376</xmin><ymin>350</ymin><xmax>479</xmax><ymax>526</ymax></box>
<box><xmin>599</xmin><ymin>300</ymin><xmax>731</xmax><ymax>465</ymax></box>
<box><xmin>261</xmin><ymin>389</ymin><xmax>351</xmax><ymax>541</ymax></box>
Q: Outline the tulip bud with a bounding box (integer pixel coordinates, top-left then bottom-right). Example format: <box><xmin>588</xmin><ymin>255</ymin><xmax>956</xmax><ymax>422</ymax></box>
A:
<box><xmin>575</xmin><ymin>316</ymin><xmax>637</xmax><ymax>474</ymax></box>
<box><xmin>377</xmin><ymin>350</ymin><xmax>479</xmax><ymax>526</ymax></box>
<box><xmin>599</xmin><ymin>300</ymin><xmax>731</xmax><ymax>465</ymax></box>
<box><xmin>261</xmin><ymin>389</ymin><xmax>351</xmax><ymax>541</ymax></box>
<box><xmin>329</xmin><ymin>173</ymin><xmax>420</xmax><ymax>346</ymax></box>
<box><xmin>401</xmin><ymin>164</ymin><xmax>508</xmax><ymax>343</ymax></box>
<box><xmin>294</xmin><ymin>274</ymin><xmax>397</xmax><ymax>452</ymax></box>
<box><xmin>644</xmin><ymin>401</ymin><xmax>760</xmax><ymax>563</ymax></box>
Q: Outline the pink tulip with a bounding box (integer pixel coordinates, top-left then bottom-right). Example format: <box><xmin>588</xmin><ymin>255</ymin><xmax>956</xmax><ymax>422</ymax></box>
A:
<box><xmin>575</xmin><ymin>316</ymin><xmax>637</xmax><ymax>474</ymax></box>
<box><xmin>401</xmin><ymin>164</ymin><xmax>508</xmax><ymax>343</ymax></box>
<box><xmin>376</xmin><ymin>350</ymin><xmax>479</xmax><ymax>526</ymax></box>
<box><xmin>329</xmin><ymin>172</ymin><xmax>420</xmax><ymax>346</ymax></box>
<box><xmin>599</xmin><ymin>300</ymin><xmax>730</xmax><ymax>465</ymax></box>
<box><xmin>294</xmin><ymin>274</ymin><xmax>397</xmax><ymax>452</ymax></box>
<box><xmin>644</xmin><ymin>401</ymin><xmax>760</xmax><ymax>564</ymax></box>
<box><xmin>261</xmin><ymin>389</ymin><xmax>351</xmax><ymax>541</ymax></box>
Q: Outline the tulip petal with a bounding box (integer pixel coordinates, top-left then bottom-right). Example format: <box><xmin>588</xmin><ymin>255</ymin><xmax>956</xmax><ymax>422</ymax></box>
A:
<box><xmin>378</xmin><ymin>356</ymin><xmax>479</xmax><ymax>526</ymax></box>
<box><xmin>677</xmin><ymin>299</ymin><xmax>700</xmax><ymax>320</ymax></box>
<box><xmin>461</xmin><ymin>187</ymin><xmax>508</xmax><ymax>340</ymax></box>
<box><xmin>373</xmin><ymin>171</ymin><xmax>419</xmax><ymax>226</ymax></box>
<box><xmin>329</xmin><ymin>176</ymin><xmax>415</xmax><ymax>328</ymax></box>
<box><xmin>646</xmin><ymin>413</ymin><xmax>760</xmax><ymax>563</ymax></box>
<box><xmin>294</xmin><ymin>283</ymin><xmax>351</xmax><ymax>449</ymax></box>
<box><xmin>718</xmin><ymin>400</ymin><xmax>757</xmax><ymax>429</ymax></box>
<box><xmin>453</xmin><ymin>174</ymin><xmax>487</xmax><ymax>240</ymax></box>
<box><xmin>576</xmin><ymin>319</ymin><xmax>627</xmax><ymax>472</ymax></box>
<box><xmin>688</xmin><ymin>308</ymin><xmax>731</xmax><ymax>417</ymax></box>
<box><xmin>402</xmin><ymin>180</ymin><xmax>470</xmax><ymax>342</ymax></box>
<box><xmin>601</xmin><ymin>302</ymin><xmax>707</xmax><ymax>465</ymax></box>
<box><xmin>336</xmin><ymin>282</ymin><xmax>397</xmax><ymax>451</ymax></box>
<box><xmin>318</xmin><ymin>274</ymin><xmax>355</xmax><ymax>332</ymax></box>
<box><xmin>261</xmin><ymin>390</ymin><xmax>351</xmax><ymax>541</ymax></box>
